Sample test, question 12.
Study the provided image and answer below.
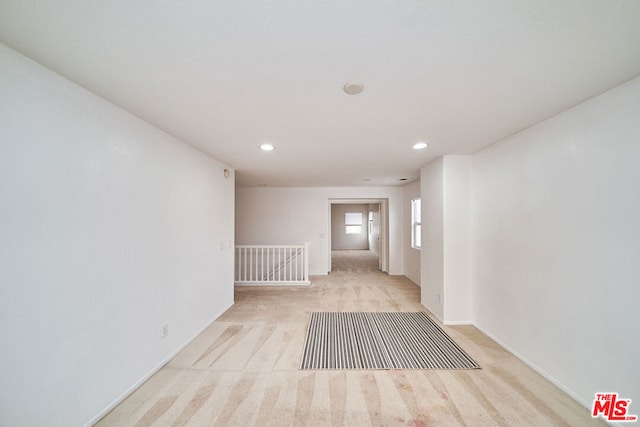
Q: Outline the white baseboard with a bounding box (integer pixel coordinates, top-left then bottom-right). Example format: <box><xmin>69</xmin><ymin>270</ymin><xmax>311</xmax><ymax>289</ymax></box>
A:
<box><xmin>84</xmin><ymin>300</ymin><xmax>234</xmax><ymax>427</ymax></box>
<box><xmin>472</xmin><ymin>322</ymin><xmax>595</xmax><ymax>416</ymax></box>
<box><xmin>420</xmin><ymin>302</ymin><xmax>444</xmax><ymax>324</ymax></box>
<box><xmin>235</xmin><ymin>281</ymin><xmax>310</xmax><ymax>287</ymax></box>
<box><xmin>443</xmin><ymin>320</ymin><xmax>473</xmax><ymax>326</ymax></box>
<box><xmin>403</xmin><ymin>274</ymin><xmax>421</xmax><ymax>287</ymax></box>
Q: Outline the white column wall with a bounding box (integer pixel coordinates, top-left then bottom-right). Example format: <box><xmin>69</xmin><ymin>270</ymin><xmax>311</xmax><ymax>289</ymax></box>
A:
<box><xmin>368</xmin><ymin>203</ymin><xmax>381</xmax><ymax>256</ymax></box>
<box><xmin>402</xmin><ymin>180</ymin><xmax>421</xmax><ymax>286</ymax></box>
<box><xmin>420</xmin><ymin>156</ymin><xmax>472</xmax><ymax>323</ymax></box>
<box><xmin>420</xmin><ymin>158</ymin><xmax>444</xmax><ymax>319</ymax></box>
<box><xmin>443</xmin><ymin>156</ymin><xmax>472</xmax><ymax>324</ymax></box>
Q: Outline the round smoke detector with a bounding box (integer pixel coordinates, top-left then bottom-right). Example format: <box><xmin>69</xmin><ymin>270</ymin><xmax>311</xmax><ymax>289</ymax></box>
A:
<box><xmin>343</xmin><ymin>81</ymin><xmax>364</xmax><ymax>95</ymax></box>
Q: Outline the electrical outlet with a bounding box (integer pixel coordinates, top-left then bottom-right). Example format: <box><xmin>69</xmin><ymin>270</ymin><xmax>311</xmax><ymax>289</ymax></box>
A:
<box><xmin>161</xmin><ymin>322</ymin><xmax>169</xmax><ymax>339</ymax></box>
<box><xmin>437</xmin><ymin>293</ymin><xmax>442</xmax><ymax>304</ymax></box>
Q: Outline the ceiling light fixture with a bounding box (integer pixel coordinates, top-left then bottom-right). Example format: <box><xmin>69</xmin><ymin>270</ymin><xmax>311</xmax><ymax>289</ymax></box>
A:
<box><xmin>412</xmin><ymin>142</ymin><xmax>428</xmax><ymax>150</ymax></box>
<box><xmin>260</xmin><ymin>143</ymin><xmax>275</xmax><ymax>151</ymax></box>
<box><xmin>343</xmin><ymin>81</ymin><xmax>364</xmax><ymax>95</ymax></box>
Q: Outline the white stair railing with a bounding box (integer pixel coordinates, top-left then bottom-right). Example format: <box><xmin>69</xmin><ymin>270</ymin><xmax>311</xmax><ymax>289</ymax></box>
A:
<box><xmin>235</xmin><ymin>243</ymin><xmax>310</xmax><ymax>285</ymax></box>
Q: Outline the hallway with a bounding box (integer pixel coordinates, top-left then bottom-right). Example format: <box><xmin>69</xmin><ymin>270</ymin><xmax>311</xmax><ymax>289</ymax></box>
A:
<box><xmin>97</xmin><ymin>271</ymin><xmax>603</xmax><ymax>426</ymax></box>
<box><xmin>331</xmin><ymin>250</ymin><xmax>379</xmax><ymax>273</ymax></box>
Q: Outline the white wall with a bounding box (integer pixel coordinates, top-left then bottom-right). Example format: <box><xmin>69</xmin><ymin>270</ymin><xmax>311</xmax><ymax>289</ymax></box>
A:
<box><xmin>471</xmin><ymin>77</ymin><xmax>640</xmax><ymax>407</ymax></box>
<box><xmin>443</xmin><ymin>156</ymin><xmax>472</xmax><ymax>324</ymax></box>
<box><xmin>368</xmin><ymin>203</ymin><xmax>381</xmax><ymax>256</ymax></box>
<box><xmin>235</xmin><ymin>187</ymin><xmax>403</xmax><ymax>275</ymax></box>
<box><xmin>402</xmin><ymin>180</ymin><xmax>421</xmax><ymax>286</ymax></box>
<box><xmin>420</xmin><ymin>156</ymin><xmax>473</xmax><ymax>323</ymax></box>
<box><xmin>0</xmin><ymin>44</ymin><xmax>235</xmax><ymax>427</ymax></box>
<box><xmin>420</xmin><ymin>158</ymin><xmax>444</xmax><ymax>319</ymax></box>
<box><xmin>331</xmin><ymin>204</ymin><xmax>369</xmax><ymax>250</ymax></box>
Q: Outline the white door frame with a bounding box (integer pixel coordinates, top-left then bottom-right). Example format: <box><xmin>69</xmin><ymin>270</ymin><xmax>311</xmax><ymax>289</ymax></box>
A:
<box><xmin>328</xmin><ymin>198</ymin><xmax>389</xmax><ymax>273</ymax></box>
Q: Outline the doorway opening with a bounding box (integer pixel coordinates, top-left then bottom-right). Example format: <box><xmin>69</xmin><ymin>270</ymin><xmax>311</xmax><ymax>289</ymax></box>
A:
<box><xmin>328</xmin><ymin>199</ymin><xmax>389</xmax><ymax>273</ymax></box>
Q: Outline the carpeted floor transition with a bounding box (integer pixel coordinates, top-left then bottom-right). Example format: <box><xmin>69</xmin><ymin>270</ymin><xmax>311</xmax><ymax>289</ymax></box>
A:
<box><xmin>301</xmin><ymin>312</ymin><xmax>480</xmax><ymax>370</ymax></box>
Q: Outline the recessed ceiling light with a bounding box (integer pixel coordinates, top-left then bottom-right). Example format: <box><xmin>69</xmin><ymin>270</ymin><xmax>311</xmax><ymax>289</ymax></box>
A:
<box><xmin>398</xmin><ymin>178</ymin><xmax>408</xmax><ymax>181</ymax></box>
<box><xmin>413</xmin><ymin>142</ymin><xmax>428</xmax><ymax>150</ymax></box>
<box><xmin>260</xmin><ymin>143</ymin><xmax>275</xmax><ymax>151</ymax></box>
<box><xmin>343</xmin><ymin>81</ymin><xmax>364</xmax><ymax>95</ymax></box>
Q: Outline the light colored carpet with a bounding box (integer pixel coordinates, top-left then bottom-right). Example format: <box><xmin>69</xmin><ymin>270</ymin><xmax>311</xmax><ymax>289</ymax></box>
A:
<box><xmin>301</xmin><ymin>312</ymin><xmax>480</xmax><ymax>370</ymax></box>
<box><xmin>96</xmin><ymin>268</ymin><xmax>605</xmax><ymax>426</ymax></box>
<box><xmin>331</xmin><ymin>249</ymin><xmax>379</xmax><ymax>272</ymax></box>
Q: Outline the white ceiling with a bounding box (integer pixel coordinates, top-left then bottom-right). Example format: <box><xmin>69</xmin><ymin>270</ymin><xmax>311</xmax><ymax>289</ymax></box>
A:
<box><xmin>2</xmin><ymin>1</ymin><xmax>640</xmax><ymax>187</ymax></box>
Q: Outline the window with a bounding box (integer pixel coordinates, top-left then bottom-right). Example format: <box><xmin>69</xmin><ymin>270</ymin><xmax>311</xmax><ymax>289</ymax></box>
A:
<box><xmin>411</xmin><ymin>198</ymin><xmax>421</xmax><ymax>249</ymax></box>
<box><xmin>345</xmin><ymin>211</ymin><xmax>363</xmax><ymax>234</ymax></box>
<box><xmin>368</xmin><ymin>210</ymin><xmax>373</xmax><ymax>235</ymax></box>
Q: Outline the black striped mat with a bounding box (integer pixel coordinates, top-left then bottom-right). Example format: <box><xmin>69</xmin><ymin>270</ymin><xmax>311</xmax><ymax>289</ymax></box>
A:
<box><xmin>300</xmin><ymin>312</ymin><xmax>480</xmax><ymax>370</ymax></box>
